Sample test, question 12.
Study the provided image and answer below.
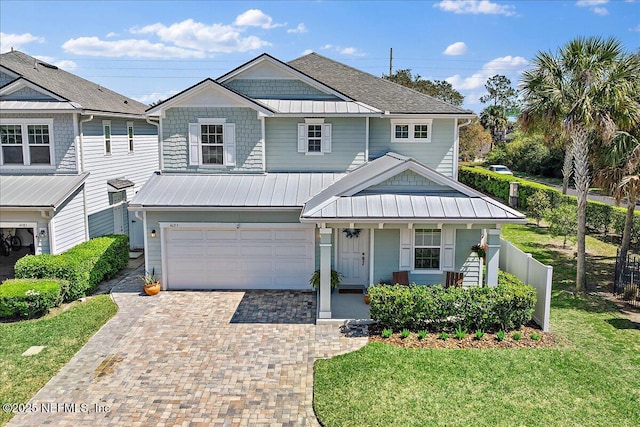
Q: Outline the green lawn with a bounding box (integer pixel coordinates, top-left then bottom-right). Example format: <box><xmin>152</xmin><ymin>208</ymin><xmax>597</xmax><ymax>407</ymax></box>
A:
<box><xmin>0</xmin><ymin>295</ymin><xmax>117</xmax><ymax>426</ymax></box>
<box><xmin>314</xmin><ymin>224</ymin><xmax>640</xmax><ymax>427</ymax></box>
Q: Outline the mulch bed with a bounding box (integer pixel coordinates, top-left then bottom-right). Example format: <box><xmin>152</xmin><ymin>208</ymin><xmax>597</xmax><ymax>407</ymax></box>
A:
<box><xmin>368</xmin><ymin>324</ymin><xmax>556</xmax><ymax>349</ymax></box>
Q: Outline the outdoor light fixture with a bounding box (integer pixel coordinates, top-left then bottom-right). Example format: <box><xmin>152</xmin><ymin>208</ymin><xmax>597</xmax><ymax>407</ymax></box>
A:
<box><xmin>39</xmin><ymin>229</ymin><xmax>47</xmax><ymax>238</ymax></box>
<box><xmin>150</xmin><ymin>229</ymin><xmax>156</xmax><ymax>238</ymax></box>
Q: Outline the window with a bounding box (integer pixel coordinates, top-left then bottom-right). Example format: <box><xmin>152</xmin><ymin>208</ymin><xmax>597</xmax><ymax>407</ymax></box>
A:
<box><xmin>297</xmin><ymin>119</ymin><xmax>332</xmax><ymax>154</ymax></box>
<box><xmin>0</xmin><ymin>119</ymin><xmax>53</xmax><ymax>166</ymax></box>
<box><xmin>188</xmin><ymin>119</ymin><xmax>236</xmax><ymax>167</ymax></box>
<box><xmin>414</xmin><ymin>229</ymin><xmax>441</xmax><ymax>270</ymax></box>
<box><xmin>103</xmin><ymin>121</ymin><xmax>111</xmax><ymax>155</ymax></box>
<box><xmin>391</xmin><ymin>119</ymin><xmax>433</xmax><ymax>143</ymax></box>
<box><xmin>127</xmin><ymin>122</ymin><xmax>134</xmax><ymax>153</ymax></box>
<box><xmin>201</xmin><ymin>124</ymin><xmax>224</xmax><ymax>165</ymax></box>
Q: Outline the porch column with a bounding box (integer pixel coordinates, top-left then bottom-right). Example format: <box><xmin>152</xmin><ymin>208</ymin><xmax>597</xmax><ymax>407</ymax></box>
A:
<box><xmin>485</xmin><ymin>228</ymin><xmax>501</xmax><ymax>287</ymax></box>
<box><xmin>318</xmin><ymin>228</ymin><xmax>333</xmax><ymax>319</ymax></box>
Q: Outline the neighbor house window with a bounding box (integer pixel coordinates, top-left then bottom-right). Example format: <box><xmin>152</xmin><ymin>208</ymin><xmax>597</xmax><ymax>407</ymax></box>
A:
<box><xmin>0</xmin><ymin>119</ymin><xmax>53</xmax><ymax>166</ymax></box>
<box><xmin>297</xmin><ymin>119</ymin><xmax>332</xmax><ymax>154</ymax></box>
<box><xmin>200</xmin><ymin>124</ymin><xmax>224</xmax><ymax>165</ymax></box>
<box><xmin>103</xmin><ymin>121</ymin><xmax>111</xmax><ymax>155</ymax></box>
<box><xmin>414</xmin><ymin>229</ymin><xmax>441</xmax><ymax>270</ymax></box>
<box><xmin>127</xmin><ymin>122</ymin><xmax>134</xmax><ymax>153</ymax></box>
<box><xmin>391</xmin><ymin>119</ymin><xmax>433</xmax><ymax>143</ymax></box>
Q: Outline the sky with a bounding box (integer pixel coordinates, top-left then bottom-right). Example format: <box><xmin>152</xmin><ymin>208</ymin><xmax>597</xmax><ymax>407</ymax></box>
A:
<box><xmin>1</xmin><ymin>0</ymin><xmax>638</xmax><ymax>112</ymax></box>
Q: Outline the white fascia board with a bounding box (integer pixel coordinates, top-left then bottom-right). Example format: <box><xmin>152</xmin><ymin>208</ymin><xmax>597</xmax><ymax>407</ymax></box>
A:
<box><xmin>270</xmin><ymin>113</ymin><xmax>383</xmax><ymax>118</ymax></box>
<box><xmin>299</xmin><ymin>217</ymin><xmax>527</xmax><ymax>224</ymax></box>
<box><xmin>81</xmin><ymin>110</ymin><xmax>144</xmax><ymax>119</ymax></box>
<box><xmin>384</xmin><ymin>113</ymin><xmax>476</xmax><ymax>119</ymax></box>
<box><xmin>0</xmin><ymin>78</ymin><xmax>68</xmax><ymax>101</ymax></box>
<box><xmin>217</xmin><ymin>55</ymin><xmax>353</xmax><ymax>102</ymax></box>
<box><xmin>129</xmin><ymin>206</ymin><xmax>302</xmax><ymax>212</ymax></box>
<box><xmin>0</xmin><ymin>65</ymin><xmax>21</xmax><ymax>79</ymax></box>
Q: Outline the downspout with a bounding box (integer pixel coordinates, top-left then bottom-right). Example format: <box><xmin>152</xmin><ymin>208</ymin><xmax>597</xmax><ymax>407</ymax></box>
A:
<box><xmin>146</xmin><ymin>117</ymin><xmax>162</xmax><ymax>171</ymax></box>
<box><xmin>72</xmin><ymin>113</ymin><xmax>80</xmax><ymax>172</ymax></box>
<box><xmin>365</xmin><ymin>117</ymin><xmax>370</xmax><ymax>162</ymax></box>
<box><xmin>40</xmin><ymin>210</ymin><xmax>54</xmax><ymax>254</ymax></box>
<box><xmin>78</xmin><ymin>115</ymin><xmax>93</xmax><ymax>243</ymax></box>
<box><xmin>78</xmin><ymin>114</ymin><xmax>94</xmax><ymax>173</ymax></box>
<box><xmin>260</xmin><ymin>115</ymin><xmax>266</xmax><ymax>172</ymax></box>
<box><xmin>454</xmin><ymin>118</ymin><xmax>472</xmax><ymax>181</ymax></box>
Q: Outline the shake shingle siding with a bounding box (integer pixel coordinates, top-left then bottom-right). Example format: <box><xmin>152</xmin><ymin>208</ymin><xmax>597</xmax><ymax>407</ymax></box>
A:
<box><xmin>225</xmin><ymin>79</ymin><xmax>336</xmax><ymax>100</ymax></box>
<box><xmin>51</xmin><ymin>186</ymin><xmax>86</xmax><ymax>253</ymax></box>
<box><xmin>162</xmin><ymin>107</ymin><xmax>263</xmax><ymax>172</ymax></box>
<box><xmin>0</xmin><ymin>71</ymin><xmax>14</xmax><ymax>87</ymax></box>
<box><xmin>2</xmin><ymin>86</ymin><xmax>53</xmax><ymax>101</ymax></box>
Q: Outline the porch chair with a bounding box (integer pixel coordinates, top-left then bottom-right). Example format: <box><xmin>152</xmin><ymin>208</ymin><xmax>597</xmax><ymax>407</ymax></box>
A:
<box><xmin>445</xmin><ymin>271</ymin><xmax>464</xmax><ymax>288</ymax></box>
<box><xmin>392</xmin><ymin>271</ymin><xmax>410</xmax><ymax>286</ymax></box>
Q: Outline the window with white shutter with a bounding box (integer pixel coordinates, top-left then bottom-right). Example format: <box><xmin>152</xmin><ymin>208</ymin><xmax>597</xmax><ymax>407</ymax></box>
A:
<box><xmin>189</xmin><ymin>119</ymin><xmax>235</xmax><ymax>167</ymax></box>
<box><xmin>297</xmin><ymin>119</ymin><xmax>331</xmax><ymax>155</ymax></box>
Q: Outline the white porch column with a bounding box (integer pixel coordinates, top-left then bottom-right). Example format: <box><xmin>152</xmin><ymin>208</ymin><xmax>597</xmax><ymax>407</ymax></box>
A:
<box><xmin>318</xmin><ymin>228</ymin><xmax>333</xmax><ymax>319</ymax></box>
<box><xmin>485</xmin><ymin>228</ymin><xmax>501</xmax><ymax>287</ymax></box>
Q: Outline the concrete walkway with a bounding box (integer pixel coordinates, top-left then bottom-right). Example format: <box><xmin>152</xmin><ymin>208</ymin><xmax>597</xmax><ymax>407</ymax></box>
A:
<box><xmin>8</xmin><ymin>266</ymin><xmax>367</xmax><ymax>427</ymax></box>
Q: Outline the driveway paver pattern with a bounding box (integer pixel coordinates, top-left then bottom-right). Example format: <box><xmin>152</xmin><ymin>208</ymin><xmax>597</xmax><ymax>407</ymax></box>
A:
<box><xmin>8</xmin><ymin>267</ymin><xmax>367</xmax><ymax>427</ymax></box>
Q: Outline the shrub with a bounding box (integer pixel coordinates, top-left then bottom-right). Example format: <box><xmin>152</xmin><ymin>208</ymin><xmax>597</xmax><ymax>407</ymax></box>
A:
<box><xmin>528</xmin><ymin>191</ymin><xmax>551</xmax><ymax>226</ymax></box>
<box><xmin>475</xmin><ymin>329</ymin><xmax>484</xmax><ymax>340</ymax></box>
<box><xmin>546</xmin><ymin>203</ymin><xmax>578</xmax><ymax>248</ymax></box>
<box><xmin>439</xmin><ymin>332</ymin><xmax>449</xmax><ymax>340</ymax></box>
<box><xmin>454</xmin><ymin>325</ymin><xmax>467</xmax><ymax>340</ymax></box>
<box><xmin>496</xmin><ymin>330</ymin><xmax>506</xmax><ymax>342</ymax></box>
<box><xmin>381</xmin><ymin>328</ymin><xmax>393</xmax><ymax>338</ymax></box>
<box><xmin>417</xmin><ymin>330</ymin><xmax>428</xmax><ymax>340</ymax></box>
<box><xmin>530</xmin><ymin>332</ymin><xmax>541</xmax><ymax>341</ymax></box>
<box><xmin>512</xmin><ymin>332</ymin><xmax>522</xmax><ymax>341</ymax></box>
<box><xmin>15</xmin><ymin>234</ymin><xmax>129</xmax><ymax>302</ymax></box>
<box><xmin>400</xmin><ymin>329</ymin><xmax>410</xmax><ymax>339</ymax></box>
<box><xmin>0</xmin><ymin>279</ymin><xmax>68</xmax><ymax>319</ymax></box>
<box><xmin>368</xmin><ymin>272</ymin><xmax>536</xmax><ymax>333</ymax></box>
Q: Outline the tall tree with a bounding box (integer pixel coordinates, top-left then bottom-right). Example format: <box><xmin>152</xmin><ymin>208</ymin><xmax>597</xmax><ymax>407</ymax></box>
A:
<box><xmin>520</xmin><ymin>36</ymin><xmax>640</xmax><ymax>292</ymax></box>
<box><xmin>479</xmin><ymin>75</ymin><xmax>517</xmax><ymax>146</ymax></box>
<box><xmin>459</xmin><ymin>119</ymin><xmax>492</xmax><ymax>161</ymax></box>
<box><xmin>383</xmin><ymin>69</ymin><xmax>464</xmax><ymax>106</ymax></box>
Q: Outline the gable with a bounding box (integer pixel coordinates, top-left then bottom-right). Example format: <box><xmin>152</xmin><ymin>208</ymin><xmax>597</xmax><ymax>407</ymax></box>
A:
<box><xmin>172</xmin><ymin>85</ymin><xmax>253</xmax><ymax>108</ymax></box>
<box><xmin>362</xmin><ymin>170</ymin><xmax>450</xmax><ymax>194</ymax></box>
<box><xmin>0</xmin><ymin>71</ymin><xmax>16</xmax><ymax>87</ymax></box>
<box><xmin>1</xmin><ymin>86</ymin><xmax>57</xmax><ymax>101</ymax></box>
<box><xmin>224</xmin><ymin>79</ymin><xmax>338</xmax><ymax>100</ymax></box>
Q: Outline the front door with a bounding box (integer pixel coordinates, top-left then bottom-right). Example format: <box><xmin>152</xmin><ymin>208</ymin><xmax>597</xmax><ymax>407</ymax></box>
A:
<box><xmin>337</xmin><ymin>228</ymin><xmax>369</xmax><ymax>286</ymax></box>
<box><xmin>111</xmin><ymin>191</ymin><xmax>125</xmax><ymax>234</ymax></box>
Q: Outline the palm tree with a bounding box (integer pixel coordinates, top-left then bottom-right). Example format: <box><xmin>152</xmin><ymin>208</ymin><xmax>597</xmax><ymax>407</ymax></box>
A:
<box><xmin>520</xmin><ymin>36</ymin><xmax>640</xmax><ymax>292</ymax></box>
<box><xmin>480</xmin><ymin>105</ymin><xmax>508</xmax><ymax>148</ymax></box>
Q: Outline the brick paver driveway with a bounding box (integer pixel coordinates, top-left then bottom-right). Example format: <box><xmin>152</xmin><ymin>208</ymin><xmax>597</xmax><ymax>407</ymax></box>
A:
<box><xmin>8</xmin><ymin>268</ymin><xmax>367</xmax><ymax>427</ymax></box>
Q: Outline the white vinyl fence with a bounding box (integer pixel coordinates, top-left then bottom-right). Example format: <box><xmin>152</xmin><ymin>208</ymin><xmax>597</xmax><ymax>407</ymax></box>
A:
<box><xmin>499</xmin><ymin>239</ymin><xmax>553</xmax><ymax>332</ymax></box>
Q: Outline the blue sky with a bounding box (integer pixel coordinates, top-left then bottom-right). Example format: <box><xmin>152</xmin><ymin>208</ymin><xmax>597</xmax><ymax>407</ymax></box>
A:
<box><xmin>1</xmin><ymin>0</ymin><xmax>638</xmax><ymax>112</ymax></box>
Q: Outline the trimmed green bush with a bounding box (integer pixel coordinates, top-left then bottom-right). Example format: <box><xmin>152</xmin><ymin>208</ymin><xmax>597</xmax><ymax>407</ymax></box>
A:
<box><xmin>15</xmin><ymin>234</ymin><xmax>129</xmax><ymax>302</ymax></box>
<box><xmin>368</xmin><ymin>272</ymin><xmax>536</xmax><ymax>333</ymax></box>
<box><xmin>459</xmin><ymin>166</ymin><xmax>639</xmax><ymax>241</ymax></box>
<box><xmin>0</xmin><ymin>278</ymin><xmax>68</xmax><ymax>319</ymax></box>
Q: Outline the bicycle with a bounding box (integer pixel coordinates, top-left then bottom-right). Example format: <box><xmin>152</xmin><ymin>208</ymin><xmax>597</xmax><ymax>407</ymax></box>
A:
<box><xmin>1</xmin><ymin>229</ymin><xmax>22</xmax><ymax>256</ymax></box>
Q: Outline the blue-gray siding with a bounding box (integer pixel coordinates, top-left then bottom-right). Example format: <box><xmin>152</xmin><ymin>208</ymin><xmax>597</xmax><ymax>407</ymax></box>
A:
<box><xmin>1</xmin><ymin>86</ymin><xmax>55</xmax><ymax>101</ymax></box>
<box><xmin>0</xmin><ymin>71</ymin><xmax>14</xmax><ymax>87</ymax></box>
<box><xmin>51</xmin><ymin>186</ymin><xmax>86</xmax><ymax>253</ymax></box>
<box><xmin>373</xmin><ymin>229</ymin><xmax>400</xmax><ymax>284</ymax></box>
<box><xmin>366</xmin><ymin>170</ymin><xmax>449</xmax><ymax>193</ymax></box>
<box><xmin>88</xmin><ymin>208</ymin><xmax>114</xmax><ymax>239</ymax></box>
<box><xmin>266</xmin><ymin>117</ymin><xmax>365</xmax><ymax>172</ymax></box>
<box><xmin>162</xmin><ymin>107</ymin><xmax>262</xmax><ymax>172</ymax></box>
<box><xmin>369</xmin><ymin>118</ymin><xmax>456</xmax><ymax>177</ymax></box>
<box><xmin>224</xmin><ymin>79</ymin><xmax>337</xmax><ymax>100</ymax></box>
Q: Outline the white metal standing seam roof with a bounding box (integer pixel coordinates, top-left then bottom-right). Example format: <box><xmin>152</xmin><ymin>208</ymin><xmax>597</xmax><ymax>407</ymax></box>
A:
<box><xmin>0</xmin><ymin>173</ymin><xmax>89</xmax><ymax>209</ymax></box>
<box><xmin>300</xmin><ymin>194</ymin><xmax>526</xmax><ymax>222</ymax></box>
<box><xmin>255</xmin><ymin>99</ymin><xmax>381</xmax><ymax>115</ymax></box>
<box><xmin>0</xmin><ymin>100</ymin><xmax>78</xmax><ymax>111</ymax></box>
<box><xmin>129</xmin><ymin>173</ymin><xmax>346</xmax><ymax>208</ymax></box>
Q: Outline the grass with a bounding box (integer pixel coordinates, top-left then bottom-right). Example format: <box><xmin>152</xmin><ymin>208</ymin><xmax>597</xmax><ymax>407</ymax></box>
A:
<box><xmin>0</xmin><ymin>295</ymin><xmax>117</xmax><ymax>426</ymax></box>
<box><xmin>314</xmin><ymin>223</ymin><xmax>640</xmax><ymax>427</ymax></box>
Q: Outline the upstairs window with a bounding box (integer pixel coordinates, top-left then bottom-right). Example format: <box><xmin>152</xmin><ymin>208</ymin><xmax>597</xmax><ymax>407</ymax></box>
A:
<box><xmin>297</xmin><ymin>119</ymin><xmax>332</xmax><ymax>155</ymax></box>
<box><xmin>188</xmin><ymin>119</ymin><xmax>236</xmax><ymax>167</ymax></box>
<box><xmin>391</xmin><ymin>119</ymin><xmax>433</xmax><ymax>143</ymax></box>
<box><xmin>103</xmin><ymin>121</ymin><xmax>112</xmax><ymax>155</ymax></box>
<box><xmin>0</xmin><ymin>119</ymin><xmax>53</xmax><ymax>166</ymax></box>
<box><xmin>127</xmin><ymin>122</ymin><xmax>134</xmax><ymax>153</ymax></box>
<box><xmin>201</xmin><ymin>124</ymin><xmax>224</xmax><ymax>165</ymax></box>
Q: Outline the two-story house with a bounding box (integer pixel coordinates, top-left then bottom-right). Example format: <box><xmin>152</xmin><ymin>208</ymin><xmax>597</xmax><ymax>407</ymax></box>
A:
<box><xmin>0</xmin><ymin>50</ymin><xmax>158</xmax><ymax>256</ymax></box>
<box><xmin>129</xmin><ymin>53</ymin><xmax>525</xmax><ymax>320</ymax></box>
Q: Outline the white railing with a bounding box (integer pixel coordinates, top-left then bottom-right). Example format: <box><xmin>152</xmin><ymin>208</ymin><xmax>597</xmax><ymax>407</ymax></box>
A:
<box><xmin>499</xmin><ymin>239</ymin><xmax>553</xmax><ymax>332</ymax></box>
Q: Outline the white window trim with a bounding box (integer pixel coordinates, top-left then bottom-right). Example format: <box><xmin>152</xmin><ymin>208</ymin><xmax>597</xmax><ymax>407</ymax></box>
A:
<box><xmin>411</xmin><ymin>228</ymin><xmax>443</xmax><ymax>274</ymax></box>
<box><xmin>127</xmin><ymin>121</ymin><xmax>134</xmax><ymax>153</ymax></box>
<box><xmin>0</xmin><ymin>118</ymin><xmax>54</xmax><ymax>167</ymax></box>
<box><xmin>298</xmin><ymin>118</ymin><xmax>331</xmax><ymax>155</ymax></box>
<box><xmin>103</xmin><ymin>120</ymin><xmax>112</xmax><ymax>156</ymax></box>
<box><xmin>189</xmin><ymin>118</ymin><xmax>236</xmax><ymax>168</ymax></box>
<box><xmin>391</xmin><ymin>119</ymin><xmax>433</xmax><ymax>143</ymax></box>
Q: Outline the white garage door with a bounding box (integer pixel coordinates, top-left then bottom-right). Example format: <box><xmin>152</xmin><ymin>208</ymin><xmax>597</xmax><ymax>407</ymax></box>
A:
<box><xmin>165</xmin><ymin>224</ymin><xmax>315</xmax><ymax>290</ymax></box>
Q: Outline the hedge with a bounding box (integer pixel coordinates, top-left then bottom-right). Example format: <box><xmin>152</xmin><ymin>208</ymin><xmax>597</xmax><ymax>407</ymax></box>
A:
<box><xmin>15</xmin><ymin>234</ymin><xmax>129</xmax><ymax>302</ymax></box>
<box><xmin>459</xmin><ymin>166</ymin><xmax>639</xmax><ymax>238</ymax></box>
<box><xmin>0</xmin><ymin>278</ymin><xmax>68</xmax><ymax>319</ymax></box>
<box><xmin>368</xmin><ymin>272</ymin><xmax>536</xmax><ymax>333</ymax></box>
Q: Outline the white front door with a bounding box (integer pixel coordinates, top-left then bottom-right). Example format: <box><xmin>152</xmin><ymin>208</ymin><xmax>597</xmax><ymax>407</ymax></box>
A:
<box><xmin>111</xmin><ymin>191</ymin><xmax>125</xmax><ymax>234</ymax></box>
<box><xmin>337</xmin><ymin>229</ymin><xmax>369</xmax><ymax>286</ymax></box>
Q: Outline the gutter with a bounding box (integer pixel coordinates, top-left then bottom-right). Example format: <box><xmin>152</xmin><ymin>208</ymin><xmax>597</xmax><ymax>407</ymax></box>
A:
<box><xmin>145</xmin><ymin>117</ymin><xmax>162</xmax><ymax>171</ymax></box>
<box><xmin>78</xmin><ymin>115</ymin><xmax>94</xmax><ymax>173</ymax></box>
<box><xmin>454</xmin><ymin>118</ymin><xmax>473</xmax><ymax>181</ymax></box>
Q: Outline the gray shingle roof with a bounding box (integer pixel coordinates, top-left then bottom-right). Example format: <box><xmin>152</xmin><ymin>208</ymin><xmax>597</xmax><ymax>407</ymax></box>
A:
<box><xmin>0</xmin><ymin>173</ymin><xmax>89</xmax><ymax>209</ymax></box>
<box><xmin>288</xmin><ymin>53</ymin><xmax>473</xmax><ymax>115</ymax></box>
<box><xmin>0</xmin><ymin>50</ymin><xmax>147</xmax><ymax>116</ymax></box>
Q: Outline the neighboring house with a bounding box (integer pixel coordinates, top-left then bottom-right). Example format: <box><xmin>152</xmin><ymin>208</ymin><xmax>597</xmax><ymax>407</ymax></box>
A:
<box><xmin>0</xmin><ymin>50</ymin><xmax>158</xmax><ymax>255</ymax></box>
<box><xmin>129</xmin><ymin>53</ymin><xmax>525</xmax><ymax>320</ymax></box>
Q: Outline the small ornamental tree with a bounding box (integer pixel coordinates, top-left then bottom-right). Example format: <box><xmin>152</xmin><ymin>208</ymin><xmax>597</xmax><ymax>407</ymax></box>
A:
<box><xmin>546</xmin><ymin>203</ymin><xmax>578</xmax><ymax>248</ymax></box>
<box><xmin>528</xmin><ymin>190</ymin><xmax>551</xmax><ymax>226</ymax></box>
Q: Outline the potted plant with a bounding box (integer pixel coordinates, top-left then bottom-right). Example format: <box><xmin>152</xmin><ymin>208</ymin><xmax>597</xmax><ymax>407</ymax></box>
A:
<box><xmin>363</xmin><ymin>286</ymin><xmax>371</xmax><ymax>304</ymax></box>
<box><xmin>471</xmin><ymin>243</ymin><xmax>487</xmax><ymax>260</ymax></box>
<box><xmin>309</xmin><ymin>269</ymin><xmax>343</xmax><ymax>293</ymax></box>
<box><xmin>141</xmin><ymin>270</ymin><xmax>161</xmax><ymax>296</ymax></box>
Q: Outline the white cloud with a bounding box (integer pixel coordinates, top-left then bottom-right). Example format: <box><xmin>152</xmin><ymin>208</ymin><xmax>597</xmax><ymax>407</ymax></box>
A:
<box><xmin>576</xmin><ymin>0</ymin><xmax>610</xmax><ymax>14</ymax></box>
<box><xmin>301</xmin><ymin>49</ymin><xmax>314</xmax><ymax>55</ymax></box>
<box><xmin>106</xmin><ymin>32</ymin><xmax>118</xmax><ymax>38</ymax></box>
<box><xmin>434</xmin><ymin>1</ymin><xmax>516</xmax><ymax>16</ymax></box>
<box><xmin>131</xmin><ymin>19</ymin><xmax>270</xmax><ymax>53</ymax></box>
<box><xmin>443</xmin><ymin>42</ymin><xmax>468</xmax><ymax>56</ymax></box>
<box><xmin>446</xmin><ymin>55</ymin><xmax>528</xmax><ymax>90</ymax></box>
<box><xmin>34</xmin><ymin>55</ymin><xmax>78</xmax><ymax>70</ymax></box>
<box><xmin>593</xmin><ymin>6</ymin><xmax>609</xmax><ymax>15</ymax></box>
<box><xmin>631</xmin><ymin>24</ymin><xmax>640</xmax><ymax>32</ymax></box>
<box><xmin>287</xmin><ymin>23</ymin><xmax>307</xmax><ymax>34</ymax></box>
<box><xmin>62</xmin><ymin>36</ymin><xmax>205</xmax><ymax>58</ymax></box>
<box><xmin>234</xmin><ymin>9</ymin><xmax>284</xmax><ymax>29</ymax></box>
<box><xmin>320</xmin><ymin>44</ymin><xmax>365</xmax><ymax>56</ymax></box>
<box><xmin>134</xmin><ymin>90</ymin><xmax>180</xmax><ymax>105</ymax></box>
<box><xmin>0</xmin><ymin>32</ymin><xmax>45</xmax><ymax>53</ymax></box>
